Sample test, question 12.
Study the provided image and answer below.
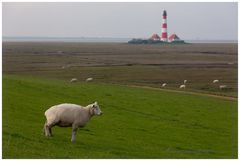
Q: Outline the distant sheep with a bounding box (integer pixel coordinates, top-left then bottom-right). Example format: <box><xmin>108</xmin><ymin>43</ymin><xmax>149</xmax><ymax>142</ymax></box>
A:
<box><xmin>219</xmin><ymin>85</ymin><xmax>227</xmax><ymax>90</ymax></box>
<box><xmin>70</xmin><ymin>78</ymin><xmax>78</xmax><ymax>83</ymax></box>
<box><xmin>213</xmin><ymin>80</ymin><xmax>219</xmax><ymax>83</ymax></box>
<box><xmin>162</xmin><ymin>83</ymin><xmax>167</xmax><ymax>87</ymax></box>
<box><xmin>179</xmin><ymin>84</ymin><xmax>186</xmax><ymax>89</ymax></box>
<box><xmin>184</xmin><ymin>80</ymin><xmax>187</xmax><ymax>84</ymax></box>
<box><xmin>86</xmin><ymin>78</ymin><xmax>93</xmax><ymax>82</ymax></box>
<box><xmin>44</xmin><ymin>102</ymin><xmax>102</xmax><ymax>143</ymax></box>
<box><xmin>61</xmin><ymin>65</ymin><xmax>69</xmax><ymax>69</ymax></box>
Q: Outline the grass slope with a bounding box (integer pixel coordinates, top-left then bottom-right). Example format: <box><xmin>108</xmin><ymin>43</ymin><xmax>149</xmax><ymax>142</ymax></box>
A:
<box><xmin>2</xmin><ymin>75</ymin><xmax>237</xmax><ymax>158</ymax></box>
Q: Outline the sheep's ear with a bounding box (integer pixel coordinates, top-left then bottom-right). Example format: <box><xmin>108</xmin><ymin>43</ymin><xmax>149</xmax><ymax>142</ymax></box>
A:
<box><xmin>94</xmin><ymin>101</ymin><xmax>98</xmax><ymax>105</ymax></box>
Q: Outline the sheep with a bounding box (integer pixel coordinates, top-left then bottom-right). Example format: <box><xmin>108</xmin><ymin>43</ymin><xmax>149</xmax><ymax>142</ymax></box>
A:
<box><xmin>219</xmin><ymin>85</ymin><xmax>227</xmax><ymax>90</ymax></box>
<box><xmin>162</xmin><ymin>83</ymin><xmax>167</xmax><ymax>87</ymax></box>
<box><xmin>179</xmin><ymin>84</ymin><xmax>186</xmax><ymax>89</ymax></box>
<box><xmin>86</xmin><ymin>77</ymin><xmax>93</xmax><ymax>82</ymax></box>
<box><xmin>57</xmin><ymin>50</ymin><xmax>63</xmax><ymax>54</ymax></box>
<box><xmin>213</xmin><ymin>79</ymin><xmax>219</xmax><ymax>83</ymax></box>
<box><xmin>44</xmin><ymin>102</ymin><xmax>102</xmax><ymax>143</ymax></box>
<box><xmin>70</xmin><ymin>78</ymin><xmax>78</xmax><ymax>83</ymax></box>
<box><xmin>184</xmin><ymin>80</ymin><xmax>187</xmax><ymax>84</ymax></box>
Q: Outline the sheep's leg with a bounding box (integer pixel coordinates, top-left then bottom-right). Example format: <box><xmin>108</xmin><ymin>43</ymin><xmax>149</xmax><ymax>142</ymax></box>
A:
<box><xmin>44</xmin><ymin>122</ymin><xmax>50</xmax><ymax>137</ymax></box>
<box><xmin>43</xmin><ymin>122</ymin><xmax>47</xmax><ymax>135</ymax></box>
<box><xmin>45</xmin><ymin>122</ymin><xmax>56</xmax><ymax>137</ymax></box>
<box><xmin>45</xmin><ymin>125</ymin><xmax>51</xmax><ymax>137</ymax></box>
<box><xmin>45</xmin><ymin>117</ymin><xmax>59</xmax><ymax>137</ymax></box>
<box><xmin>49</xmin><ymin>127</ymin><xmax>52</xmax><ymax>136</ymax></box>
<box><xmin>71</xmin><ymin>124</ymin><xmax>78</xmax><ymax>143</ymax></box>
<box><xmin>46</xmin><ymin>124</ymin><xmax>55</xmax><ymax>137</ymax></box>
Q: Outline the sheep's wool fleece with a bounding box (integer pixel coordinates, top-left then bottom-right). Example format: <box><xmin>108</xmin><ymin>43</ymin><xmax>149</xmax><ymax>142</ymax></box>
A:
<box><xmin>45</xmin><ymin>103</ymin><xmax>90</xmax><ymax>126</ymax></box>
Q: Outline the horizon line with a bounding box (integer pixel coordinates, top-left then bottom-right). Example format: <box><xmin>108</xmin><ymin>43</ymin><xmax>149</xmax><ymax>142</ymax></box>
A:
<box><xmin>2</xmin><ymin>36</ymin><xmax>237</xmax><ymax>41</ymax></box>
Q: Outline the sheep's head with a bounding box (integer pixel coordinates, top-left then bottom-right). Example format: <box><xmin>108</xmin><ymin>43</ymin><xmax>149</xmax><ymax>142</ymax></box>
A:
<box><xmin>90</xmin><ymin>102</ymin><xmax>103</xmax><ymax>116</ymax></box>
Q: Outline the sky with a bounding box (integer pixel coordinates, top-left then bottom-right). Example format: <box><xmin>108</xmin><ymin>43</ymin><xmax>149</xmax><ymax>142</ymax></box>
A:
<box><xmin>2</xmin><ymin>2</ymin><xmax>238</xmax><ymax>40</ymax></box>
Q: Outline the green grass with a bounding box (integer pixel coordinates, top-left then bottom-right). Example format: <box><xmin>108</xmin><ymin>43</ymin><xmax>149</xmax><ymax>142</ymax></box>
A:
<box><xmin>3</xmin><ymin>75</ymin><xmax>237</xmax><ymax>158</ymax></box>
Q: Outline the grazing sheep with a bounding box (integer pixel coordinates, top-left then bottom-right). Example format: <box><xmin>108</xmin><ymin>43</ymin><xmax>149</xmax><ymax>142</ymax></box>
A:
<box><xmin>70</xmin><ymin>78</ymin><xmax>78</xmax><ymax>83</ymax></box>
<box><xmin>86</xmin><ymin>77</ymin><xmax>93</xmax><ymax>82</ymax></box>
<box><xmin>219</xmin><ymin>85</ymin><xmax>227</xmax><ymax>90</ymax></box>
<box><xmin>213</xmin><ymin>79</ymin><xmax>219</xmax><ymax>83</ymax></box>
<box><xmin>179</xmin><ymin>84</ymin><xmax>186</xmax><ymax>89</ymax></box>
<box><xmin>184</xmin><ymin>80</ymin><xmax>187</xmax><ymax>84</ymax></box>
<box><xmin>162</xmin><ymin>83</ymin><xmax>167</xmax><ymax>87</ymax></box>
<box><xmin>44</xmin><ymin>102</ymin><xmax>102</xmax><ymax>143</ymax></box>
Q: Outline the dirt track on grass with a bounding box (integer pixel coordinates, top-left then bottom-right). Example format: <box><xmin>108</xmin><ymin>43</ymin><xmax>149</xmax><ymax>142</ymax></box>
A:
<box><xmin>127</xmin><ymin>84</ymin><xmax>237</xmax><ymax>101</ymax></box>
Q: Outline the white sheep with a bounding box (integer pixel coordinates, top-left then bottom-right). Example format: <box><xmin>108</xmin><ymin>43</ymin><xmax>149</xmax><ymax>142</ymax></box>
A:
<box><xmin>162</xmin><ymin>83</ymin><xmax>167</xmax><ymax>87</ymax></box>
<box><xmin>219</xmin><ymin>85</ymin><xmax>227</xmax><ymax>90</ymax></box>
<box><xmin>179</xmin><ymin>84</ymin><xmax>186</xmax><ymax>89</ymax></box>
<box><xmin>213</xmin><ymin>79</ymin><xmax>219</xmax><ymax>83</ymax></box>
<box><xmin>70</xmin><ymin>78</ymin><xmax>78</xmax><ymax>83</ymax></box>
<box><xmin>44</xmin><ymin>102</ymin><xmax>102</xmax><ymax>143</ymax></box>
<box><xmin>184</xmin><ymin>80</ymin><xmax>187</xmax><ymax>84</ymax></box>
<box><xmin>86</xmin><ymin>77</ymin><xmax>93</xmax><ymax>82</ymax></box>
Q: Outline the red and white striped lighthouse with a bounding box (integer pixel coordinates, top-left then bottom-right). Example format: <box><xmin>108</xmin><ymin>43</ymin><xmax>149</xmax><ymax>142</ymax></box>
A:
<box><xmin>161</xmin><ymin>10</ymin><xmax>168</xmax><ymax>42</ymax></box>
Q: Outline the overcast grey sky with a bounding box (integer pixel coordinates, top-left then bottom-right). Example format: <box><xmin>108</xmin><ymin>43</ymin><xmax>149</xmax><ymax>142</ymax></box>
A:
<box><xmin>3</xmin><ymin>2</ymin><xmax>238</xmax><ymax>40</ymax></box>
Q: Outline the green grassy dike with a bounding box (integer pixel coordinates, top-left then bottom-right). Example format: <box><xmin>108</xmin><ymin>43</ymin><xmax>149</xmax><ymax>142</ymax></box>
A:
<box><xmin>2</xmin><ymin>75</ymin><xmax>237</xmax><ymax>158</ymax></box>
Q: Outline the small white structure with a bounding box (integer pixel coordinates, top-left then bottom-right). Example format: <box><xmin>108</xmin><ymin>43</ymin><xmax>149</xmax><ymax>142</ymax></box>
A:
<box><xmin>213</xmin><ymin>80</ymin><xmax>219</xmax><ymax>83</ymax></box>
<box><xmin>219</xmin><ymin>85</ymin><xmax>227</xmax><ymax>90</ymax></box>
<box><xmin>70</xmin><ymin>78</ymin><xmax>78</xmax><ymax>83</ymax></box>
<box><xmin>162</xmin><ymin>83</ymin><xmax>167</xmax><ymax>87</ymax></box>
<box><xmin>86</xmin><ymin>78</ymin><xmax>93</xmax><ymax>82</ymax></box>
<box><xmin>44</xmin><ymin>102</ymin><xmax>102</xmax><ymax>143</ymax></box>
<box><xmin>179</xmin><ymin>84</ymin><xmax>186</xmax><ymax>89</ymax></box>
<box><xmin>184</xmin><ymin>80</ymin><xmax>187</xmax><ymax>84</ymax></box>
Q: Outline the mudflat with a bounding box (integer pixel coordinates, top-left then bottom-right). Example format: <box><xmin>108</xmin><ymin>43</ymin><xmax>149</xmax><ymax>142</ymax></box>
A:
<box><xmin>3</xmin><ymin>42</ymin><xmax>238</xmax><ymax>97</ymax></box>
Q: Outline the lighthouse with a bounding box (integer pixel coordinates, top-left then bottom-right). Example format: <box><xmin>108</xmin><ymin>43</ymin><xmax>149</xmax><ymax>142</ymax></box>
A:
<box><xmin>161</xmin><ymin>10</ymin><xmax>168</xmax><ymax>42</ymax></box>
<box><xmin>128</xmin><ymin>10</ymin><xmax>185</xmax><ymax>44</ymax></box>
